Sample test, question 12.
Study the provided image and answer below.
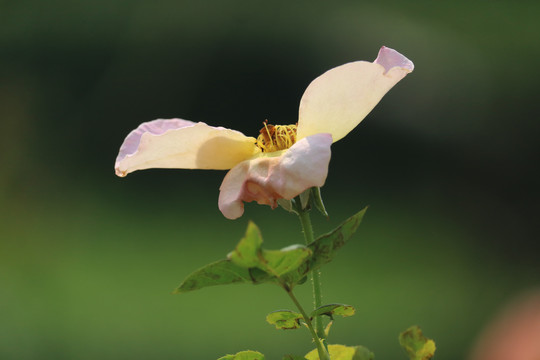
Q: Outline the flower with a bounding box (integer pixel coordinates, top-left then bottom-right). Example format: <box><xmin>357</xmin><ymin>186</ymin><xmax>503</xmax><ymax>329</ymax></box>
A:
<box><xmin>115</xmin><ymin>46</ymin><xmax>414</xmax><ymax>219</ymax></box>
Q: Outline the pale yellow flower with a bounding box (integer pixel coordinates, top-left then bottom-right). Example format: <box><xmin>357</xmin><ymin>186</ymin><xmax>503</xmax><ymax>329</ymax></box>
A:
<box><xmin>115</xmin><ymin>47</ymin><xmax>414</xmax><ymax>219</ymax></box>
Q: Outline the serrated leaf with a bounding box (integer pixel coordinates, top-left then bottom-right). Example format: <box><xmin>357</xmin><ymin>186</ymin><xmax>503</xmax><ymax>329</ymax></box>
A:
<box><xmin>262</xmin><ymin>245</ymin><xmax>312</xmax><ymax>276</ymax></box>
<box><xmin>305</xmin><ymin>344</ymin><xmax>374</xmax><ymax>360</ymax></box>
<box><xmin>229</xmin><ymin>221</ymin><xmax>263</xmax><ymax>268</ymax></box>
<box><xmin>399</xmin><ymin>326</ymin><xmax>436</xmax><ymax>360</ymax></box>
<box><xmin>266</xmin><ymin>310</ymin><xmax>303</xmax><ymax>330</ymax></box>
<box><xmin>173</xmin><ymin>259</ymin><xmax>273</xmax><ymax>294</ymax></box>
<box><xmin>308</xmin><ymin>208</ymin><xmax>366</xmax><ymax>269</ymax></box>
<box><xmin>229</xmin><ymin>222</ymin><xmax>312</xmax><ymax>278</ymax></box>
<box><xmin>283</xmin><ymin>208</ymin><xmax>367</xmax><ymax>285</ymax></box>
<box><xmin>176</xmin><ymin>210</ymin><xmax>366</xmax><ymax>293</ymax></box>
<box><xmin>218</xmin><ymin>350</ymin><xmax>265</xmax><ymax>360</ymax></box>
<box><xmin>174</xmin><ymin>243</ymin><xmax>310</xmax><ymax>293</ymax></box>
<box><xmin>310</xmin><ymin>304</ymin><xmax>355</xmax><ymax>319</ymax></box>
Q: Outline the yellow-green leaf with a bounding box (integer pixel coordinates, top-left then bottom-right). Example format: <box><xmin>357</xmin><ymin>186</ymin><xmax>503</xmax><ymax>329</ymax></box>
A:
<box><xmin>305</xmin><ymin>344</ymin><xmax>373</xmax><ymax>360</ymax></box>
<box><xmin>229</xmin><ymin>221</ymin><xmax>263</xmax><ymax>268</ymax></box>
<box><xmin>399</xmin><ymin>326</ymin><xmax>436</xmax><ymax>360</ymax></box>
<box><xmin>218</xmin><ymin>350</ymin><xmax>265</xmax><ymax>360</ymax></box>
<box><xmin>310</xmin><ymin>304</ymin><xmax>355</xmax><ymax>319</ymax></box>
<box><xmin>266</xmin><ymin>310</ymin><xmax>303</xmax><ymax>330</ymax></box>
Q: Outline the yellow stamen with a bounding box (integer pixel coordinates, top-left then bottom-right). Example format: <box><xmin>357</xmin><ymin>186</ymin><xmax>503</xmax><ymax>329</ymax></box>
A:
<box><xmin>255</xmin><ymin>121</ymin><xmax>297</xmax><ymax>152</ymax></box>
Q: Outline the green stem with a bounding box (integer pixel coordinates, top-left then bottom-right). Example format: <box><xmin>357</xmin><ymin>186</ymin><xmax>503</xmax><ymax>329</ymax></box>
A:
<box><xmin>286</xmin><ymin>289</ymin><xmax>330</xmax><ymax>360</ymax></box>
<box><xmin>296</xmin><ymin>202</ymin><xmax>326</xmax><ymax>340</ymax></box>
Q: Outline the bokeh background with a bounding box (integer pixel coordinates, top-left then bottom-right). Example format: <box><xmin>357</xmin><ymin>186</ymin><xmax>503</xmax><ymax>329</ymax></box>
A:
<box><xmin>1</xmin><ymin>1</ymin><xmax>539</xmax><ymax>359</ymax></box>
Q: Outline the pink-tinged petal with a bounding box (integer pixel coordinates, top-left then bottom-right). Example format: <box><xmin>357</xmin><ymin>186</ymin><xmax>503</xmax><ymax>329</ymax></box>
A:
<box><xmin>115</xmin><ymin>119</ymin><xmax>194</xmax><ymax>165</ymax></box>
<box><xmin>218</xmin><ymin>133</ymin><xmax>332</xmax><ymax>219</ymax></box>
<box><xmin>373</xmin><ymin>46</ymin><xmax>415</xmax><ymax>74</ymax></box>
<box><xmin>115</xmin><ymin>119</ymin><xmax>260</xmax><ymax>177</ymax></box>
<box><xmin>297</xmin><ymin>46</ymin><xmax>414</xmax><ymax>143</ymax></box>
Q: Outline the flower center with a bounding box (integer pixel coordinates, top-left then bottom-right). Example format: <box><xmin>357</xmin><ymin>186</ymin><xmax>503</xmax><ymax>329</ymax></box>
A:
<box><xmin>255</xmin><ymin>121</ymin><xmax>297</xmax><ymax>152</ymax></box>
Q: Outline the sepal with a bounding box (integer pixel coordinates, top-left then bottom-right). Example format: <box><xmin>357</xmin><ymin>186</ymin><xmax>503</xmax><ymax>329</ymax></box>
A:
<box><xmin>277</xmin><ymin>198</ymin><xmax>299</xmax><ymax>215</ymax></box>
<box><xmin>310</xmin><ymin>187</ymin><xmax>329</xmax><ymax>217</ymax></box>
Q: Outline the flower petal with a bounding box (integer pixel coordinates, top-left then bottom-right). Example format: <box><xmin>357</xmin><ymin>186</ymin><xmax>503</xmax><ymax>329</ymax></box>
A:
<box><xmin>297</xmin><ymin>46</ymin><xmax>414</xmax><ymax>142</ymax></box>
<box><xmin>115</xmin><ymin>119</ymin><xmax>260</xmax><ymax>177</ymax></box>
<box><xmin>373</xmin><ymin>46</ymin><xmax>415</xmax><ymax>74</ymax></box>
<box><xmin>218</xmin><ymin>133</ymin><xmax>332</xmax><ymax>219</ymax></box>
<box><xmin>115</xmin><ymin>118</ymin><xmax>194</xmax><ymax>166</ymax></box>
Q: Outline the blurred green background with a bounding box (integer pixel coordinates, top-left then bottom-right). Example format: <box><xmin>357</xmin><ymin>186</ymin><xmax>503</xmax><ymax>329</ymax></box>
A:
<box><xmin>1</xmin><ymin>1</ymin><xmax>539</xmax><ymax>359</ymax></box>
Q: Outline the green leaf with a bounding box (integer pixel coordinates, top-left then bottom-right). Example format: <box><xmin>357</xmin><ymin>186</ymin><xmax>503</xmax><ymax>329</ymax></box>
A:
<box><xmin>174</xmin><ymin>224</ymin><xmax>310</xmax><ymax>293</ymax></box>
<box><xmin>176</xmin><ymin>209</ymin><xmax>366</xmax><ymax>293</ymax></box>
<box><xmin>305</xmin><ymin>344</ymin><xmax>374</xmax><ymax>360</ymax></box>
<box><xmin>352</xmin><ymin>346</ymin><xmax>375</xmax><ymax>360</ymax></box>
<box><xmin>229</xmin><ymin>221</ymin><xmax>264</xmax><ymax>268</ymax></box>
<box><xmin>217</xmin><ymin>350</ymin><xmax>265</xmax><ymax>360</ymax></box>
<box><xmin>173</xmin><ymin>259</ymin><xmax>272</xmax><ymax>294</ymax></box>
<box><xmin>261</xmin><ymin>245</ymin><xmax>312</xmax><ymax>276</ymax></box>
<box><xmin>266</xmin><ymin>310</ymin><xmax>303</xmax><ymax>330</ymax></box>
<box><xmin>399</xmin><ymin>326</ymin><xmax>436</xmax><ymax>360</ymax></box>
<box><xmin>283</xmin><ymin>208</ymin><xmax>367</xmax><ymax>284</ymax></box>
<box><xmin>229</xmin><ymin>222</ymin><xmax>312</xmax><ymax>278</ymax></box>
<box><xmin>308</xmin><ymin>207</ymin><xmax>367</xmax><ymax>269</ymax></box>
<box><xmin>310</xmin><ymin>304</ymin><xmax>355</xmax><ymax>319</ymax></box>
<box><xmin>283</xmin><ymin>355</ymin><xmax>307</xmax><ymax>360</ymax></box>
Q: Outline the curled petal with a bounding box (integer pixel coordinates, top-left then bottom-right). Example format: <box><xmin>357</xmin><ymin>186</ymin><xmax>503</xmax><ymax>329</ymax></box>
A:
<box><xmin>218</xmin><ymin>133</ymin><xmax>333</xmax><ymax>219</ymax></box>
<box><xmin>115</xmin><ymin>119</ymin><xmax>260</xmax><ymax>177</ymax></box>
<box><xmin>115</xmin><ymin>119</ymin><xmax>194</xmax><ymax>167</ymax></box>
<box><xmin>374</xmin><ymin>46</ymin><xmax>415</xmax><ymax>74</ymax></box>
<box><xmin>297</xmin><ymin>46</ymin><xmax>414</xmax><ymax>142</ymax></box>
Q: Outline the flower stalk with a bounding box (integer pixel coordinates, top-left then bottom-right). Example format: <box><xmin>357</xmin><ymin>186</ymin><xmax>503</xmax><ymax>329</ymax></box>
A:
<box><xmin>295</xmin><ymin>198</ymin><xmax>326</xmax><ymax>340</ymax></box>
<box><xmin>286</xmin><ymin>288</ymin><xmax>330</xmax><ymax>360</ymax></box>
